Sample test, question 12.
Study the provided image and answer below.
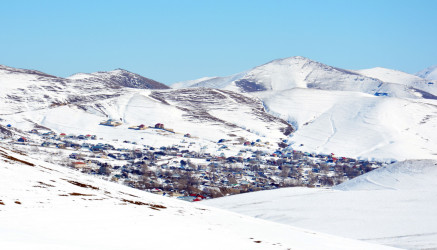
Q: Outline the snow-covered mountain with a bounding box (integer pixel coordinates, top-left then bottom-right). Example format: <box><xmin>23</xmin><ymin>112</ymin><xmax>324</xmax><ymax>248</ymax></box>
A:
<box><xmin>0</xmin><ymin>65</ymin><xmax>167</xmax><ymax>115</ymax></box>
<box><xmin>168</xmin><ymin>58</ymin><xmax>437</xmax><ymax>160</ymax></box>
<box><xmin>203</xmin><ymin>159</ymin><xmax>437</xmax><ymax>249</ymax></box>
<box><xmin>0</xmin><ymin>145</ymin><xmax>398</xmax><ymax>250</ymax></box>
<box><xmin>172</xmin><ymin>56</ymin><xmax>437</xmax><ymax>99</ymax></box>
<box><xmin>416</xmin><ymin>64</ymin><xmax>437</xmax><ymax>80</ymax></box>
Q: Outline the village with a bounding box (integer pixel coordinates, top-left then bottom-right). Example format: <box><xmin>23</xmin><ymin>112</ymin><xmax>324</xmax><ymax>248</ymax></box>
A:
<box><xmin>5</xmin><ymin>120</ymin><xmax>387</xmax><ymax>202</ymax></box>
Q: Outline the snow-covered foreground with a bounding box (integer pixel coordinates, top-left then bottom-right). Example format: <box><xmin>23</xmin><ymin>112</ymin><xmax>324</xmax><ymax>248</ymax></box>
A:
<box><xmin>0</xmin><ymin>145</ymin><xmax>397</xmax><ymax>250</ymax></box>
<box><xmin>203</xmin><ymin>160</ymin><xmax>437</xmax><ymax>249</ymax></box>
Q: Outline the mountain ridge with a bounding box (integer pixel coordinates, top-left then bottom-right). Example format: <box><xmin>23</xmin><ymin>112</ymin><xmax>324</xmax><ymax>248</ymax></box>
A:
<box><xmin>171</xmin><ymin>56</ymin><xmax>437</xmax><ymax>100</ymax></box>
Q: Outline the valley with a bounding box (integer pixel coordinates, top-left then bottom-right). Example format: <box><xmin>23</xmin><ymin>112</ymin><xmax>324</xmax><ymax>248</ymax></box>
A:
<box><xmin>1</xmin><ymin>57</ymin><xmax>437</xmax><ymax>249</ymax></box>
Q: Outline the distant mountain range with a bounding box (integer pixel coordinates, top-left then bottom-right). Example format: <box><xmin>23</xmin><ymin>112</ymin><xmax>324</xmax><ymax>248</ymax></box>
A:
<box><xmin>1</xmin><ymin>58</ymin><xmax>437</xmax><ymax>160</ymax></box>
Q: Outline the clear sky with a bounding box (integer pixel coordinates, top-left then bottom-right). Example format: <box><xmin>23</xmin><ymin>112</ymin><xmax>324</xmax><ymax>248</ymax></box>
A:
<box><xmin>1</xmin><ymin>0</ymin><xmax>436</xmax><ymax>84</ymax></box>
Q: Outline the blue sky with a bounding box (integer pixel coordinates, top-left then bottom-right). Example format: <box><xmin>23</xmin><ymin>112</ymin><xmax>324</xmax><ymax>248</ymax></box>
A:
<box><xmin>1</xmin><ymin>0</ymin><xmax>436</xmax><ymax>84</ymax></box>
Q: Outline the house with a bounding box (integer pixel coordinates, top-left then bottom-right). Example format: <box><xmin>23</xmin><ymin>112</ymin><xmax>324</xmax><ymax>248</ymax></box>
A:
<box><xmin>100</xmin><ymin>119</ymin><xmax>122</xmax><ymax>127</ymax></box>
<box><xmin>177</xmin><ymin>196</ymin><xmax>196</xmax><ymax>202</ymax></box>
<box><xmin>90</xmin><ymin>145</ymin><xmax>103</xmax><ymax>152</ymax></box>
<box><xmin>72</xmin><ymin>162</ymin><xmax>87</xmax><ymax>169</ymax></box>
<box><xmin>30</xmin><ymin>129</ymin><xmax>39</xmax><ymax>134</ymax></box>
<box><xmin>155</xmin><ymin>123</ymin><xmax>164</xmax><ymax>129</ymax></box>
<box><xmin>17</xmin><ymin>137</ymin><xmax>27</xmax><ymax>143</ymax></box>
<box><xmin>184</xmin><ymin>133</ymin><xmax>191</xmax><ymax>138</ymax></box>
<box><xmin>59</xmin><ymin>133</ymin><xmax>67</xmax><ymax>138</ymax></box>
<box><xmin>129</xmin><ymin>124</ymin><xmax>147</xmax><ymax>130</ymax></box>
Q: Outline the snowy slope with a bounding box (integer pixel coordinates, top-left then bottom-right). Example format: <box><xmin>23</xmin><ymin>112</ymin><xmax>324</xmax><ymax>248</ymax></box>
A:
<box><xmin>0</xmin><ymin>145</ymin><xmax>397</xmax><ymax>250</ymax></box>
<box><xmin>171</xmin><ymin>76</ymin><xmax>216</xmax><ymax>89</ymax></box>
<box><xmin>2</xmin><ymin>88</ymin><xmax>292</xmax><ymax>155</ymax></box>
<box><xmin>0</xmin><ymin>65</ymin><xmax>73</xmax><ymax>114</ymax></box>
<box><xmin>335</xmin><ymin>159</ymin><xmax>437</xmax><ymax>191</ymax></box>
<box><xmin>203</xmin><ymin>159</ymin><xmax>437</xmax><ymax>249</ymax></box>
<box><xmin>416</xmin><ymin>64</ymin><xmax>437</xmax><ymax>80</ymax></box>
<box><xmin>357</xmin><ymin>67</ymin><xmax>427</xmax><ymax>85</ymax></box>
<box><xmin>255</xmin><ymin>88</ymin><xmax>437</xmax><ymax>161</ymax></box>
<box><xmin>356</xmin><ymin>67</ymin><xmax>437</xmax><ymax>96</ymax></box>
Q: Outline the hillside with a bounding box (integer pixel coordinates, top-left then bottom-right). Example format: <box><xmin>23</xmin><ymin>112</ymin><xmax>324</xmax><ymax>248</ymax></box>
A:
<box><xmin>255</xmin><ymin>88</ymin><xmax>437</xmax><ymax>161</ymax></box>
<box><xmin>356</xmin><ymin>67</ymin><xmax>437</xmax><ymax>96</ymax></box>
<box><xmin>335</xmin><ymin>159</ymin><xmax>437</xmax><ymax>191</ymax></box>
<box><xmin>203</xmin><ymin>159</ymin><xmax>437</xmax><ymax>249</ymax></box>
<box><xmin>2</xmin><ymin>87</ymin><xmax>292</xmax><ymax>153</ymax></box>
<box><xmin>357</xmin><ymin>67</ymin><xmax>429</xmax><ymax>85</ymax></box>
<box><xmin>0</xmin><ymin>145</ymin><xmax>397</xmax><ymax>250</ymax></box>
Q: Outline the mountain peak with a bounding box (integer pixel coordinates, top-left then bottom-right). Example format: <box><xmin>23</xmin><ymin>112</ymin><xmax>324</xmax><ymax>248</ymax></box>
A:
<box><xmin>69</xmin><ymin>69</ymin><xmax>170</xmax><ymax>90</ymax></box>
<box><xmin>416</xmin><ymin>64</ymin><xmax>437</xmax><ymax>80</ymax></box>
<box><xmin>266</xmin><ymin>56</ymin><xmax>315</xmax><ymax>65</ymax></box>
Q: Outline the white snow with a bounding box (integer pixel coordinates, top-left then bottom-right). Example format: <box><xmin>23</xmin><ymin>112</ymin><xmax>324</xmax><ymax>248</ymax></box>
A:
<box><xmin>416</xmin><ymin>64</ymin><xmax>437</xmax><ymax>81</ymax></box>
<box><xmin>255</xmin><ymin>88</ymin><xmax>437</xmax><ymax>161</ymax></box>
<box><xmin>203</xmin><ymin>159</ymin><xmax>437</xmax><ymax>249</ymax></box>
<box><xmin>171</xmin><ymin>76</ymin><xmax>216</xmax><ymax>89</ymax></box>
<box><xmin>356</xmin><ymin>67</ymin><xmax>425</xmax><ymax>84</ymax></box>
<box><xmin>0</xmin><ymin>146</ymin><xmax>397</xmax><ymax>250</ymax></box>
<box><xmin>356</xmin><ymin>67</ymin><xmax>437</xmax><ymax>96</ymax></box>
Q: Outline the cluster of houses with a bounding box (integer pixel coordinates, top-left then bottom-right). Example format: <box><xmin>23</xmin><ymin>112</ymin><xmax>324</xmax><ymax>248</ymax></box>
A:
<box><xmin>102</xmin><ymin>119</ymin><xmax>175</xmax><ymax>134</ymax></box>
<box><xmin>68</xmin><ymin>144</ymin><xmax>383</xmax><ymax>200</ymax></box>
<box><xmin>11</xmin><ymin>127</ymin><xmax>386</xmax><ymax>201</ymax></box>
<box><xmin>16</xmin><ymin>130</ymin><xmax>98</xmax><ymax>149</ymax></box>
